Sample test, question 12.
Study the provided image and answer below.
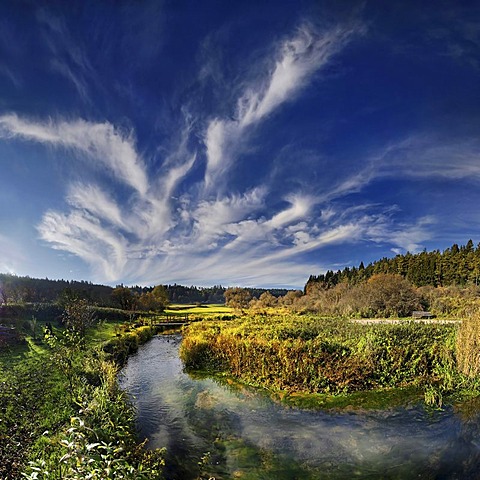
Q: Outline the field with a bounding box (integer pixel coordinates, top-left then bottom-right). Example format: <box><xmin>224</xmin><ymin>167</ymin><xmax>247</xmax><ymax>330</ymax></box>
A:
<box><xmin>164</xmin><ymin>303</ymin><xmax>233</xmax><ymax>317</ymax></box>
<box><xmin>2</xmin><ymin>302</ymin><xmax>480</xmax><ymax>477</ymax></box>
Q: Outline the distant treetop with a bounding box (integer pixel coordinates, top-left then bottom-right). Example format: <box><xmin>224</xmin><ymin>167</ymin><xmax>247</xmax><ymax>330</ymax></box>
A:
<box><xmin>306</xmin><ymin>240</ymin><xmax>480</xmax><ymax>291</ymax></box>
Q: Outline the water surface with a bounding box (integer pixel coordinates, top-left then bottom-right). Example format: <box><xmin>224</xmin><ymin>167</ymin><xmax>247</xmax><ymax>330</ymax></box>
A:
<box><xmin>119</xmin><ymin>334</ymin><xmax>480</xmax><ymax>479</ymax></box>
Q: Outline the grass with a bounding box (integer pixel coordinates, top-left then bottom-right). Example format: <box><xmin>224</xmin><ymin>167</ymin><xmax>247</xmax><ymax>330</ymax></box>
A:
<box><xmin>165</xmin><ymin>303</ymin><xmax>233</xmax><ymax>316</ymax></box>
<box><xmin>0</xmin><ymin>337</ymin><xmax>51</xmax><ymax>381</ymax></box>
<box><xmin>456</xmin><ymin>309</ymin><xmax>480</xmax><ymax>377</ymax></box>
<box><xmin>180</xmin><ymin>314</ymin><xmax>469</xmax><ymax>405</ymax></box>
<box><xmin>0</xmin><ymin>315</ymin><xmax>166</xmax><ymax>479</ymax></box>
<box><xmin>84</xmin><ymin>318</ymin><xmax>124</xmax><ymax>343</ymax></box>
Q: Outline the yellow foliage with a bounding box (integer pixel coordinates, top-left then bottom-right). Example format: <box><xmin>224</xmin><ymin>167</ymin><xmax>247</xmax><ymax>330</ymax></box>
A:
<box><xmin>456</xmin><ymin>310</ymin><xmax>480</xmax><ymax>377</ymax></box>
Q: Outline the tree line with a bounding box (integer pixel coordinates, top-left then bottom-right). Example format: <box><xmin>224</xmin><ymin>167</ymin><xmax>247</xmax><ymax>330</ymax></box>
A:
<box><xmin>223</xmin><ymin>241</ymin><xmax>480</xmax><ymax>318</ymax></box>
<box><xmin>0</xmin><ymin>273</ymin><xmax>289</xmax><ymax>309</ymax></box>
<box><xmin>0</xmin><ymin>274</ymin><xmax>113</xmax><ymax>305</ymax></box>
<box><xmin>306</xmin><ymin>240</ymin><xmax>480</xmax><ymax>290</ymax></box>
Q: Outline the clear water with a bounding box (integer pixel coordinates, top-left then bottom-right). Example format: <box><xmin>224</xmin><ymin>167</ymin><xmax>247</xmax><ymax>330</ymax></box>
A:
<box><xmin>119</xmin><ymin>335</ymin><xmax>480</xmax><ymax>479</ymax></box>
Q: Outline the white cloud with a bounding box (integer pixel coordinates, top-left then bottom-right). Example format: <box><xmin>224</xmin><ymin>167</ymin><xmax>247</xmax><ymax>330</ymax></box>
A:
<box><xmin>3</xmin><ymin>18</ymin><xmax>463</xmax><ymax>288</ymax></box>
<box><xmin>37</xmin><ymin>8</ymin><xmax>99</xmax><ymax>104</ymax></box>
<box><xmin>267</xmin><ymin>194</ymin><xmax>315</xmax><ymax>229</ymax></box>
<box><xmin>238</xmin><ymin>24</ymin><xmax>358</xmax><ymax>128</ymax></box>
<box><xmin>0</xmin><ymin>65</ymin><xmax>22</xmax><ymax>88</ymax></box>
<box><xmin>0</xmin><ymin>114</ymin><xmax>148</xmax><ymax>195</ymax></box>
<box><xmin>51</xmin><ymin>58</ymin><xmax>90</xmax><ymax>102</ymax></box>
<box><xmin>367</xmin><ymin>215</ymin><xmax>436</xmax><ymax>253</ymax></box>
<box><xmin>38</xmin><ymin>210</ymin><xmax>128</xmax><ymax>282</ymax></box>
<box><xmin>0</xmin><ymin>108</ymin><xmax>446</xmax><ymax>287</ymax></box>
<box><xmin>203</xmin><ymin>22</ymin><xmax>362</xmax><ymax>191</ymax></box>
<box><xmin>372</xmin><ymin>136</ymin><xmax>480</xmax><ymax>182</ymax></box>
<box><xmin>67</xmin><ymin>183</ymin><xmax>127</xmax><ymax>230</ymax></box>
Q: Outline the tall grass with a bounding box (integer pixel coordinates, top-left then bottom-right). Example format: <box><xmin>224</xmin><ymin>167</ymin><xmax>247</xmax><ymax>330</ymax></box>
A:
<box><xmin>181</xmin><ymin>315</ymin><xmax>457</xmax><ymax>395</ymax></box>
<box><xmin>456</xmin><ymin>309</ymin><xmax>480</xmax><ymax>377</ymax></box>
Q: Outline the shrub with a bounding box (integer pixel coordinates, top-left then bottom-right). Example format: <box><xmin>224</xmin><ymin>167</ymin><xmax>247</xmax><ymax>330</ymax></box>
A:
<box><xmin>103</xmin><ymin>325</ymin><xmax>156</xmax><ymax>365</ymax></box>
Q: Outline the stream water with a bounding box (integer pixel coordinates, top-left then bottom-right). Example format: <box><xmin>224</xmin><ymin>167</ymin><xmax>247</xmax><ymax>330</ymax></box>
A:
<box><xmin>119</xmin><ymin>335</ymin><xmax>480</xmax><ymax>479</ymax></box>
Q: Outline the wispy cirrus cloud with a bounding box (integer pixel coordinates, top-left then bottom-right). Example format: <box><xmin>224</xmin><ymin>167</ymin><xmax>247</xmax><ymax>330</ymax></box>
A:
<box><xmin>67</xmin><ymin>183</ymin><xmax>127</xmax><ymax>230</ymax></box>
<box><xmin>0</xmin><ymin>114</ymin><xmax>148</xmax><ymax>196</ymax></box>
<box><xmin>0</xmin><ymin>113</ymin><xmax>466</xmax><ymax>286</ymax></box>
<box><xmin>37</xmin><ymin>209</ymin><xmax>128</xmax><ymax>282</ymax></box>
<box><xmin>203</xmin><ymin>22</ymin><xmax>363</xmax><ymax>191</ymax></box>
<box><xmin>3</xmin><ymin>14</ymin><xmax>471</xmax><ymax>288</ymax></box>
<box><xmin>0</xmin><ymin>65</ymin><xmax>22</xmax><ymax>89</ymax></box>
<box><xmin>374</xmin><ymin>136</ymin><xmax>480</xmax><ymax>181</ymax></box>
<box><xmin>36</xmin><ymin>8</ymin><xmax>98</xmax><ymax>104</ymax></box>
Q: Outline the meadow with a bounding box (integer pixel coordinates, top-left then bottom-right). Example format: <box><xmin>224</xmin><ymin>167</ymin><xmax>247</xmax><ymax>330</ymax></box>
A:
<box><xmin>164</xmin><ymin>303</ymin><xmax>234</xmax><ymax>318</ymax></box>
<box><xmin>180</xmin><ymin>312</ymin><xmax>480</xmax><ymax>406</ymax></box>
<box><xmin>2</xmin><ymin>299</ymin><xmax>480</xmax><ymax>478</ymax></box>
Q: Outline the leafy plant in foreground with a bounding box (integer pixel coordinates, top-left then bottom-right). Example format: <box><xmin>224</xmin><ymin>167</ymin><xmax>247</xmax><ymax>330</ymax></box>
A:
<box><xmin>23</xmin><ymin>416</ymin><xmax>165</xmax><ymax>480</ymax></box>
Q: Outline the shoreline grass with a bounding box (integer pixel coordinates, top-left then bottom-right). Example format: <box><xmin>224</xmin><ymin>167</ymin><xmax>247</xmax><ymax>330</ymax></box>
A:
<box><xmin>180</xmin><ymin>313</ymin><xmax>480</xmax><ymax>407</ymax></box>
<box><xmin>0</xmin><ymin>318</ymin><xmax>166</xmax><ymax>479</ymax></box>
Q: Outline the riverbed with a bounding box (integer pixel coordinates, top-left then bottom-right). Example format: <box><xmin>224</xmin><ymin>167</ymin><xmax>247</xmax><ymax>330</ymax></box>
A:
<box><xmin>119</xmin><ymin>334</ymin><xmax>480</xmax><ymax>479</ymax></box>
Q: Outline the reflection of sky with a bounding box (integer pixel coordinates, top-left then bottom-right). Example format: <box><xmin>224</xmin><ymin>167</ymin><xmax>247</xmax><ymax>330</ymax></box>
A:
<box><xmin>120</xmin><ymin>336</ymin><xmax>480</xmax><ymax>478</ymax></box>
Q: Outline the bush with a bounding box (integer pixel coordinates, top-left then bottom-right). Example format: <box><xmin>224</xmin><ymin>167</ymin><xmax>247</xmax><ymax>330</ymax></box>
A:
<box><xmin>103</xmin><ymin>325</ymin><xmax>156</xmax><ymax>365</ymax></box>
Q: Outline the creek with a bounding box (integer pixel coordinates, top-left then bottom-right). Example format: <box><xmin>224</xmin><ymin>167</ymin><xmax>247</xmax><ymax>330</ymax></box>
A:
<box><xmin>119</xmin><ymin>334</ymin><xmax>480</xmax><ymax>479</ymax></box>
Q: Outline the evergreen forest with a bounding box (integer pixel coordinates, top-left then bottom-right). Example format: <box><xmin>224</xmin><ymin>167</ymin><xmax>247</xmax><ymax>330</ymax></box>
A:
<box><xmin>306</xmin><ymin>240</ymin><xmax>480</xmax><ymax>290</ymax></box>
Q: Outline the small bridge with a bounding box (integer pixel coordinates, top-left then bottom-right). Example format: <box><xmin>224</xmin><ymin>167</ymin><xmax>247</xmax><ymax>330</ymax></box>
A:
<box><xmin>147</xmin><ymin>313</ymin><xmax>193</xmax><ymax>330</ymax></box>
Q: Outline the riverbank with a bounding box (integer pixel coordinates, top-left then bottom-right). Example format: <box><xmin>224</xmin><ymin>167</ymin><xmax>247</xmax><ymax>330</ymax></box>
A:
<box><xmin>123</xmin><ymin>333</ymin><xmax>480</xmax><ymax>480</ymax></box>
<box><xmin>180</xmin><ymin>314</ymin><xmax>480</xmax><ymax>406</ymax></box>
<box><xmin>0</xmin><ymin>318</ymin><xmax>166</xmax><ymax>479</ymax></box>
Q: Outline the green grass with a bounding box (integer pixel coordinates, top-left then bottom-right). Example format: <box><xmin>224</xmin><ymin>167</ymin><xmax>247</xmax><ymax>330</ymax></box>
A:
<box><xmin>0</xmin><ymin>336</ymin><xmax>51</xmax><ymax>380</ymax></box>
<box><xmin>165</xmin><ymin>303</ymin><xmax>233</xmax><ymax>316</ymax></box>
<box><xmin>0</xmin><ymin>342</ymin><xmax>30</xmax><ymax>376</ymax></box>
<box><xmin>84</xmin><ymin>318</ymin><xmax>123</xmax><ymax>344</ymax></box>
<box><xmin>1</xmin><ymin>316</ymin><xmax>166</xmax><ymax>478</ymax></box>
<box><xmin>181</xmin><ymin>314</ymin><xmax>462</xmax><ymax>403</ymax></box>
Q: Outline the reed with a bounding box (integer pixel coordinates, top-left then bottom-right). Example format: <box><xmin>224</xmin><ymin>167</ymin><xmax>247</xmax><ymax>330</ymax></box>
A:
<box><xmin>456</xmin><ymin>310</ymin><xmax>480</xmax><ymax>377</ymax></box>
<box><xmin>181</xmin><ymin>315</ymin><xmax>457</xmax><ymax>395</ymax></box>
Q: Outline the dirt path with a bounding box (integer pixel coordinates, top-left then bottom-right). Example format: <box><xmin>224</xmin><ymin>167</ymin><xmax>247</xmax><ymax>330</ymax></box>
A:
<box><xmin>351</xmin><ymin>318</ymin><xmax>461</xmax><ymax>325</ymax></box>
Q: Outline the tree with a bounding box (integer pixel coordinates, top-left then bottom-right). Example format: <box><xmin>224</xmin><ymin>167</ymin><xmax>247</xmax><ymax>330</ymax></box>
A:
<box><xmin>363</xmin><ymin>274</ymin><xmax>420</xmax><ymax>317</ymax></box>
<box><xmin>62</xmin><ymin>298</ymin><xmax>96</xmax><ymax>338</ymax></box>
<box><xmin>139</xmin><ymin>285</ymin><xmax>169</xmax><ymax>312</ymax></box>
<box><xmin>224</xmin><ymin>287</ymin><xmax>252</xmax><ymax>310</ymax></box>
<box><xmin>111</xmin><ymin>286</ymin><xmax>137</xmax><ymax>311</ymax></box>
<box><xmin>0</xmin><ymin>281</ymin><xmax>7</xmax><ymax>304</ymax></box>
<box><xmin>280</xmin><ymin>290</ymin><xmax>303</xmax><ymax>306</ymax></box>
<box><xmin>257</xmin><ymin>291</ymin><xmax>277</xmax><ymax>308</ymax></box>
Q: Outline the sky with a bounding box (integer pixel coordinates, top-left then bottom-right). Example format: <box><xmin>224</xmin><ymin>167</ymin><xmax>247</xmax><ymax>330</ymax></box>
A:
<box><xmin>0</xmin><ymin>0</ymin><xmax>480</xmax><ymax>289</ymax></box>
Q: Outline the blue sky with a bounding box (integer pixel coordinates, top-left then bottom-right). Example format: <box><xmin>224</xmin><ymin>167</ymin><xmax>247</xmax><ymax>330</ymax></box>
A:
<box><xmin>0</xmin><ymin>1</ymin><xmax>479</xmax><ymax>288</ymax></box>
